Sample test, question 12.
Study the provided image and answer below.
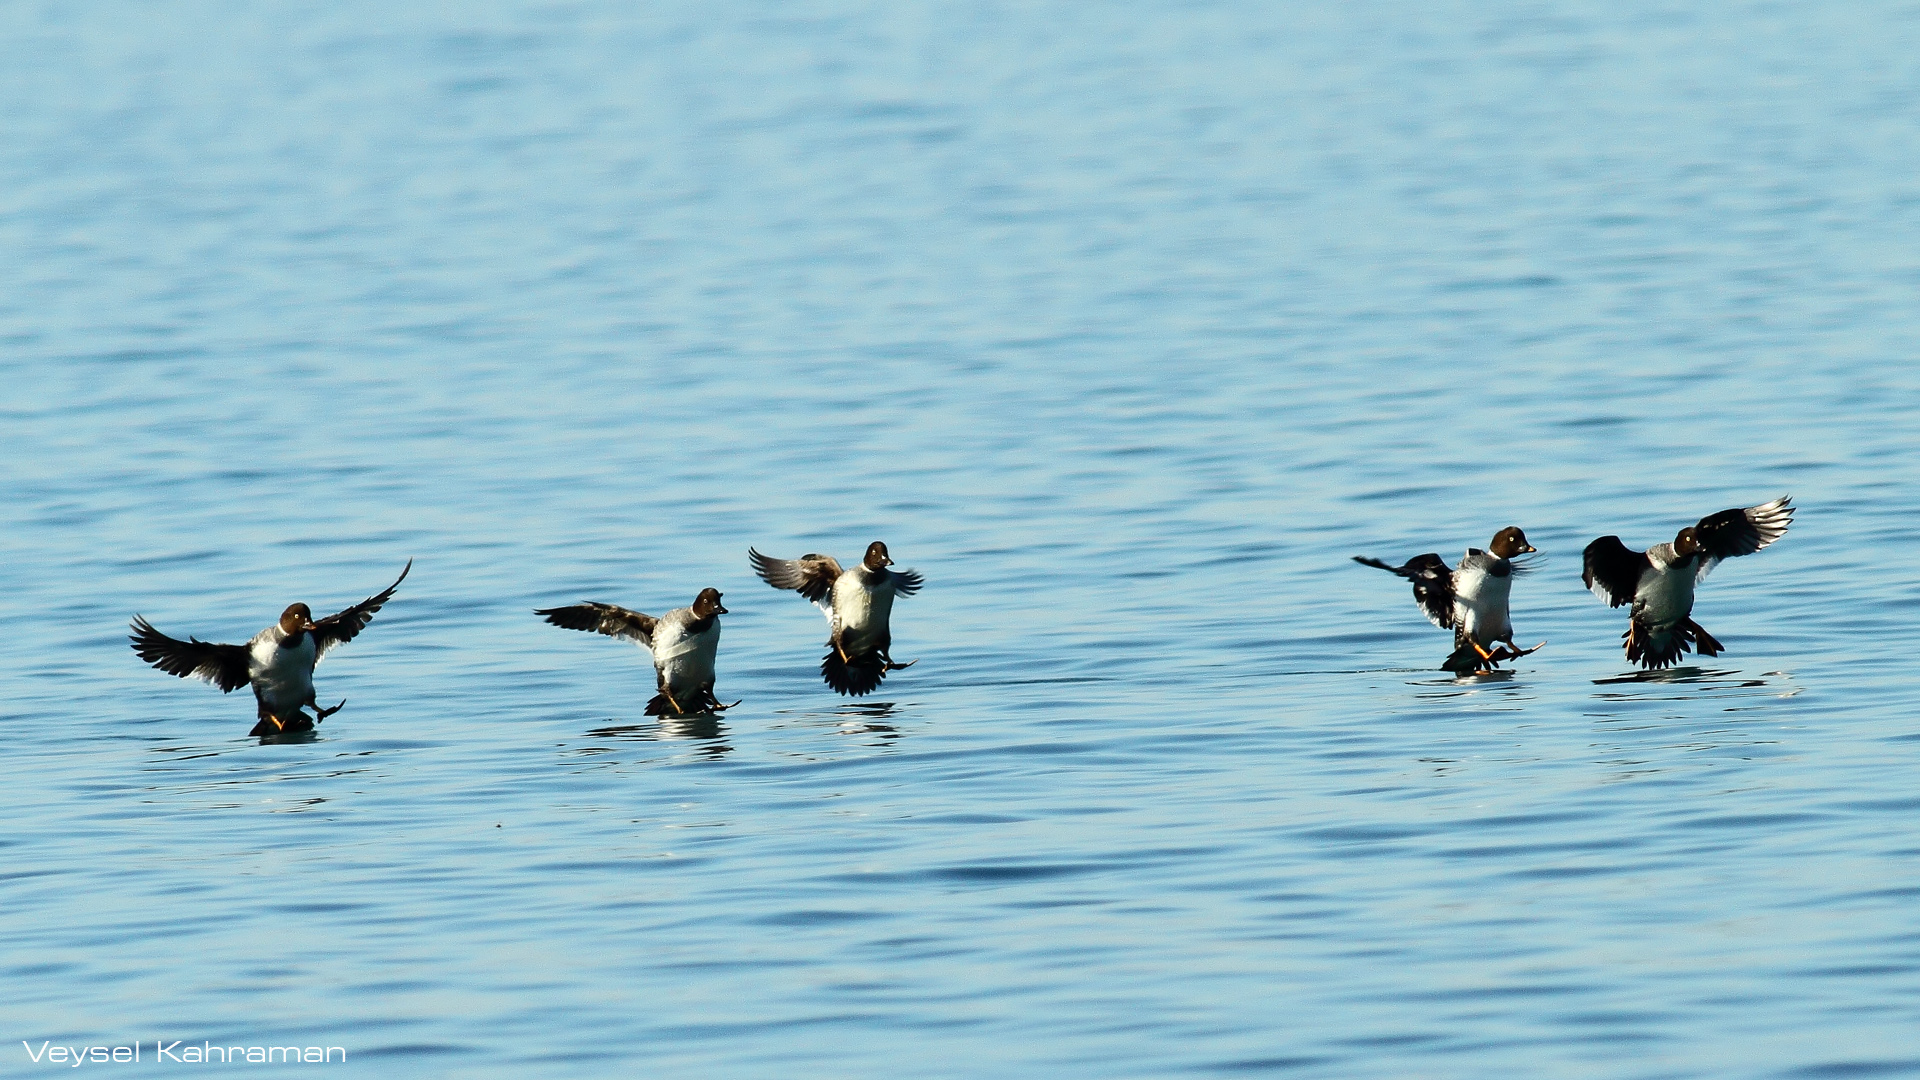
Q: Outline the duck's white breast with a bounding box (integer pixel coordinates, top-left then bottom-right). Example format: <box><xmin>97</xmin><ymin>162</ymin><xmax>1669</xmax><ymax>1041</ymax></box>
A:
<box><xmin>1452</xmin><ymin>562</ymin><xmax>1513</xmax><ymax>641</ymax></box>
<box><xmin>248</xmin><ymin>630</ymin><xmax>315</xmax><ymax>706</ymax></box>
<box><xmin>651</xmin><ymin>617</ymin><xmax>719</xmax><ymax>687</ymax></box>
<box><xmin>832</xmin><ymin>574</ymin><xmax>892</xmax><ymax>634</ymax></box>
<box><xmin>1635</xmin><ymin>557</ymin><xmax>1696</xmax><ymax>626</ymax></box>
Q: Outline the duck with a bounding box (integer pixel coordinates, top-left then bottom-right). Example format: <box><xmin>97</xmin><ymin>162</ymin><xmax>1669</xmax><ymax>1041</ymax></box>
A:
<box><xmin>1582</xmin><ymin>496</ymin><xmax>1794</xmax><ymax>669</ymax></box>
<box><xmin>536</xmin><ymin>587</ymin><xmax>736</xmax><ymax>716</ymax></box>
<box><xmin>749</xmin><ymin>541</ymin><xmax>922</xmax><ymax>695</ymax></box>
<box><xmin>129</xmin><ymin>560</ymin><xmax>411</xmax><ymax>736</ymax></box>
<box><xmin>1354</xmin><ymin>527</ymin><xmax>1542</xmax><ymax>673</ymax></box>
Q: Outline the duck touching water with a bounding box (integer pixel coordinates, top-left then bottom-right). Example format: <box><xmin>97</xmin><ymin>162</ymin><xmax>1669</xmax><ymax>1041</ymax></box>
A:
<box><xmin>537</xmin><ymin>587</ymin><xmax>737</xmax><ymax>716</ymax></box>
<box><xmin>1582</xmin><ymin>496</ymin><xmax>1794</xmax><ymax>669</ymax></box>
<box><xmin>1354</xmin><ymin>527</ymin><xmax>1543</xmax><ymax>674</ymax></box>
<box><xmin>749</xmin><ymin>541</ymin><xmax>922</xmax><ymax>696</ymax></box>
<box><xmin>129</xmin><ymin>560</ymin><xmax>411</xmax><ymax>736</ymax></box>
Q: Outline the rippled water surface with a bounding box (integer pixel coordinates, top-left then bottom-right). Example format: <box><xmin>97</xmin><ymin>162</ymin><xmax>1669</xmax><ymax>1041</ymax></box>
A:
<box><xmin>7</xmin><ymin>1</ymin><xmax>1920</xmax><ymax>1076</ymax></box>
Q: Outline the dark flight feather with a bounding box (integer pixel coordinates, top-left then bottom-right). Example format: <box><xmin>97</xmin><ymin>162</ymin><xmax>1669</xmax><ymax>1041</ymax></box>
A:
<box><xmin>1354</xmin><ymin>553</ymin><xmax>1456</xmax><ymax>629</ymax></box>
<box><xmin>749</xmin><ymin>548</ymin><xmax>843</xmax><ymax>603</ymax></box>
<box><xmin>312</xmin><ymin>559</ymin><xmax>411</xmax><ymax>657</ymax></box>
<box><xmin>1581</xmin><ymin>537</ymin><xmax>1649</xmax><ymax>608</ymax></box>
<box><xmin>536</xmin><ymin>601</ymin><xmax>658</xmax><ymax>646</ymax></box>
<box><xmin>1695</xmin><ymin>496</ymin><xmax>1794</xmax><ymax>579</ymax></box>
<box><xmin>129</xmin><ymin>617</ymin><xmax>251</xmax><ymax>692</ymax></box>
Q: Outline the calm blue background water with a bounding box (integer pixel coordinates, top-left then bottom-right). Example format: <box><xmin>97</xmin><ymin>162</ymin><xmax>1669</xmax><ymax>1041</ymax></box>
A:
<box><xmin>6</xmin><ymin>1</ymin><xmax>1920</xmax><ymax>1076</ymax></box>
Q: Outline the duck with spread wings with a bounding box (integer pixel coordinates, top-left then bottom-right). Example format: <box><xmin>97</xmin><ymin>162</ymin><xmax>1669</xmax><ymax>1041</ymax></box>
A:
<box><xmin>749</xmin><ymin>541</ymin><xmax>922</xmax><ymax>695</ymax></box>
<box><xmin>1354</xmin><ymin>527</ymin><xmax>1542</xmax><ymax>674</ymax></box>
<box><xmin>129</xmin><ymin>560</ymin><xmax>411</xmax><ymax>736</ymax></box>
<box><xmin>1582</xmin><ymin>496</ymin><xmax>1794</xmax><ymax>669</ymax></box>
<box><xmin>536</xmin><ymin>587</ymin><xmax>736</xmax><ymax>716</ymax></box>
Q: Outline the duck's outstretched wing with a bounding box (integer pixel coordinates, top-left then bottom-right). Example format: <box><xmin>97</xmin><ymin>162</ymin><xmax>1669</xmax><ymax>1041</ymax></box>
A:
<box><xmin>1354</xmin><ymin>553</ymin><xmax>1454</xmax><ymax>629</ymax></box>
<box><xmin>888</xmin><ymin>567</ymin><xmax>924</xmax><ymax>596</ymax></box>
<box><xmin>129</xmin><ymin>617</ymin><xmax>251</xmax><ymax>692</ymax></box>
<box><xmin>312</xmin><ymin>560</ymin><xmax>411</xmax><ymax>658</ymax></box>
<box><xmin>1582</xmin><ymin>537</ymin><xmax>1647</xmax><ymax>607</ymax></box>
<box><xmin>1695</xmin><ymin>496</ymin><xmax>1794</xmax><ymax>580</ymax></box>
<box><xmin>537</xmin><ymin>602</ymin><xmax>658</xmax><ymax>647</ymax></box>
<box><xmin>749</xmin><ymin>548</ymin><xmax>842</xmax><ymax>604</ymax></box>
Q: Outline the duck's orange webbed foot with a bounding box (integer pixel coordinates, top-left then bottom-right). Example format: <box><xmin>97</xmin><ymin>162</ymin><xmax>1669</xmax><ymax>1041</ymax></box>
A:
<box><xmin>1486</xmin><ymin>641</ymin><xmax>1545</xmax><ymax>664</ymax></box>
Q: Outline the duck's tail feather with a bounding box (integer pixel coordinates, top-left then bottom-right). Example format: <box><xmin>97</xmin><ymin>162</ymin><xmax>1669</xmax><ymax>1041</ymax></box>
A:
<box><xmin>1628</xmin><ymin>619</ymin><xmax>1692</xmax><ymax>669</ymax></box>
<box><xmin>821</xmin><ymin>648</ymin><xmax>887</xmax><ymax>696</ymax></box>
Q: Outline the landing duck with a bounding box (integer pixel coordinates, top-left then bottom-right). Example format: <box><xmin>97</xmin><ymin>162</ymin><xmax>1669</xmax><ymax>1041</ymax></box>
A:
<box><xmin>1582</xmin><ymin>496</ymin><xmax>1794</xmax><ymax>669</ymax></box>
<box><xmin>1355</xmin><ymin>527</ymin><xmax>1541</xmax><ymax>673</ymax></box>
<box><xmin>130</xmin><ymin>560</ymin><xmax>411</xmax><ymax>735</ymax></box>
<box><xmin>538</xmin><ymin>587</ymin><xmax>736</xmax><ymax>715</ymax></box>
<box><xmin>749</xmin><ymin>541</ymin><xmax>922</xmax><ymax>695</ymax></box>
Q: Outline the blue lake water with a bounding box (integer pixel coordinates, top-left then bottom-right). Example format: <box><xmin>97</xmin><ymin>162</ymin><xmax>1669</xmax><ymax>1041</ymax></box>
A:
<box><xmin>6</xmin><ymin>1</ymin><xmax>1920</xmax><ymax>1075</ymax></box>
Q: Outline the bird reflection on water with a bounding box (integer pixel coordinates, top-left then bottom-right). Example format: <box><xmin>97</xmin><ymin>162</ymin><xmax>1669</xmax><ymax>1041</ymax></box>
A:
<box><xmin>830</xmin><ymin>701</ymin><xmax>901</xmax><ymax>743</ymax></box>
<box><xmin>1594</xmin><ymin>666</ymin><xmax>1741</xmax><ymax>686</ymax></box>
<box><xmin>584</xmin><ymin>714</ymin><xmax>733</xmax><ymax>759</ymax></box>
<box><xmin>757</xmin><ymin>700</ymin><xmax>905</xmax><ymax>746</ymax></box>
<box><xmin>1410</xmin><ymin>667</ymin><xmax>1534</xmax><ymax>704</ymax></box>
<box><xmin>1591</xmin><ymin>667</ymin><xmax>1801</xmax><ymax>697</ymax></box>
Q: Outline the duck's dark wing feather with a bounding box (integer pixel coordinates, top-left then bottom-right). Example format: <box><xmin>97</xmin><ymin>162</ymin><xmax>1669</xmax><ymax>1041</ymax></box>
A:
<box><xmin>129</xmin><ymin>617</ymin><xmax>251</xmax><ymax>692</ymax></box>
<box><xmin>312</xmin><ymin>559</ymin><xmax>411</xmax><ymax>657</ymax></box>
<box><xmin>750</xmin><ymin>548</ymin><xmax>842</xmax><ymax>603</ymax></box>
<box><xmin>1582</xmin><ymin>536</ymin><xmax>1648</xmax><ymax>607</ymax></box>
<box><xmin>1695</xmin><ymin>496</ymin><xmax>1793</xmax><ymax>580</ymax></box>
<box><xmin>537</xmin><ymin>602</ymin><xmax>656</xmax><ymax>646</ymax></box>
<box><xmin>888</xmin><ymin>567</ymin><xmax>923</xmax><ymax>596</ymax></box>
<box><xmin>1354</xmin><ymin>553</ymin><xmax>1455</xmax><ymax>629</ymax></box>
